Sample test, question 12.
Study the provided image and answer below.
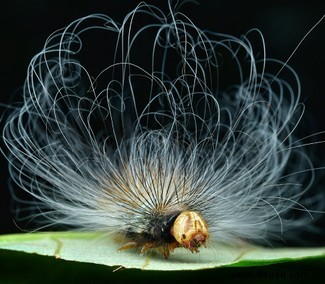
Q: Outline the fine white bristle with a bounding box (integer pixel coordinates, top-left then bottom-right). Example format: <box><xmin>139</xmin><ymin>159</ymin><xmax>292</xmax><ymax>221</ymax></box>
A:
<box><xmin>2</xmin><ymin>2</ymin><xmax>324</xmax><ymax>248</ymax></box>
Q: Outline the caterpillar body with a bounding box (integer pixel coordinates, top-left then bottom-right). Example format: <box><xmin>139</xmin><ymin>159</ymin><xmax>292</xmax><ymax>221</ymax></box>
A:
<box><xmin>2</xmin><ymin>2</ymin><xmax>324</xmax><ymax>258</ymax></box>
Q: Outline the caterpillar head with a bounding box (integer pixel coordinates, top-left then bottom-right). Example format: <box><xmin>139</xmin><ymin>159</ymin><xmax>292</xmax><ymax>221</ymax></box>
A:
<box><xmin>171</xmin><ymin>211</ymin><xmax>209</xmax><ymax>252</ymax></box>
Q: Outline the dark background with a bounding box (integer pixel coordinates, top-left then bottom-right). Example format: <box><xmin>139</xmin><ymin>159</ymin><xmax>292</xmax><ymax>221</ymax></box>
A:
<box><xmin>1</xmin><ymin>0</ymin><xmax>324</xmax><ymax>237</ymax></box>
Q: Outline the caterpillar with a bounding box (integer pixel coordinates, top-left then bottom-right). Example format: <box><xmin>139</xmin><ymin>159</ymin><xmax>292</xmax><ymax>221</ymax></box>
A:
<box><xmin>2</xmin><ymin>2</ymin><xmax>324</xmax><ymax>259</ymax></box>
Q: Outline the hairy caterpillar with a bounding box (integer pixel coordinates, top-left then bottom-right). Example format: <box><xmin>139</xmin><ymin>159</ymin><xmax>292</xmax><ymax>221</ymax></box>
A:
<box><xmin>2</xmin><ymin>2</ymin><xmax>324</xmax><ymax>259</ymax></box>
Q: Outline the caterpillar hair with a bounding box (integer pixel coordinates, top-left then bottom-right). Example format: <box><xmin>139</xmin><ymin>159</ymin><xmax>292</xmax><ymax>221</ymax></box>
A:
<box><xmin>2</xmin><ymin>2</ymin><xmax>324</xmax><ymax>259</ymax></box>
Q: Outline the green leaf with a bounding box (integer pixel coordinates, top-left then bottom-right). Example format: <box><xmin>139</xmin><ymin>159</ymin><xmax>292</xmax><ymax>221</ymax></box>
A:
<box><xmin>0</xmin><ymin>232</ymin><xmax>324</xmax><ymax>271</ymax></box>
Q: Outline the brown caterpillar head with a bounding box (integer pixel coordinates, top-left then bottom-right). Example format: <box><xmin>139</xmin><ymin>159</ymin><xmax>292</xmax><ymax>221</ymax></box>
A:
<box><xmin>170</xmin><ymin>211</ymin><xmax>208</xmax><ymax>252</ymax></box>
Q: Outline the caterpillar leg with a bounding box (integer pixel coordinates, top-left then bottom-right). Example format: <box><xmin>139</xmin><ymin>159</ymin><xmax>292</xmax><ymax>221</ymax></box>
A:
<box><xmin>118</xmin><ymin>240</ymin><xmax>181</xmax><ymax>259</ymax></box>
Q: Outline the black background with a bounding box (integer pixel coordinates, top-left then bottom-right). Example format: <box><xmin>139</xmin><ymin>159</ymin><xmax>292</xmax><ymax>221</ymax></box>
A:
<box><xmin>1</xmin><ymin>0</ymin><xmax>324</xmax><ymax>237</ymax></box>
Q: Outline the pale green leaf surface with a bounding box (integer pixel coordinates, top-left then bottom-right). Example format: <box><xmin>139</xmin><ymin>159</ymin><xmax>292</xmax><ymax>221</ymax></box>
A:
<box><xmin>0</xmin><ymin>232</ymin><xmax>324</xmax><ymax>271</ymax></box>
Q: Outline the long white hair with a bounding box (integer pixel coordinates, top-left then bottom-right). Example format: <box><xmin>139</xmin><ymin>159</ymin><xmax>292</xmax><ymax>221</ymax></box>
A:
<box><xmin>2</xmin><ymin>2</ymin><xmax>324</xmax><ymax>247</ymax></box>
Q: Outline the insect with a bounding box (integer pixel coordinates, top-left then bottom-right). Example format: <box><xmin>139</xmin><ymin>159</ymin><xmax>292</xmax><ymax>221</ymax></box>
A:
<box><xmin>2</xmin><ymin>2</ymin><xmax>324</xmax><ymax>259</ymax></box>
